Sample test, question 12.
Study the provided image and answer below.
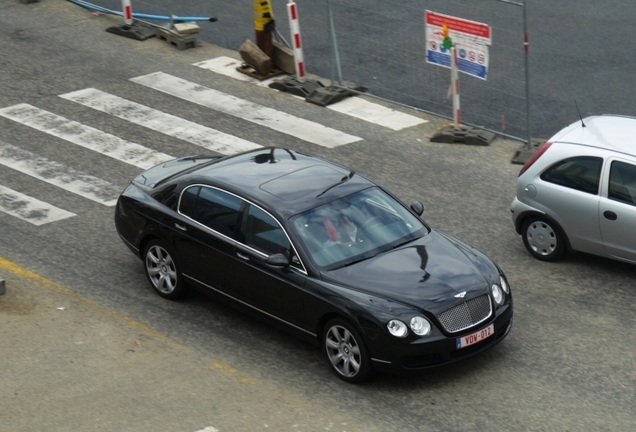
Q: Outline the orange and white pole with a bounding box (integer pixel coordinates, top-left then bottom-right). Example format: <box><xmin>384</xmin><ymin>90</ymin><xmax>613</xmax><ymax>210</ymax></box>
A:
<box><xmin>287</xmin><ymin>1</ymin><xmax>306</xmax><ymax>80</ymax></box>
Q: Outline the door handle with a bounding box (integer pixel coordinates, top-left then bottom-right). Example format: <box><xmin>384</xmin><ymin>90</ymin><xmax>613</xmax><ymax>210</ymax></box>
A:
<box><xmin>236</xmin><ymin>252</ymin><xmax>250</xmax><ymax>261</ymax></box>
<box><xmin>603</xmin><ymin>211</ymin><xmax>617</xmax><ymax>221</ymax></box>
<box><xmin>175</xmin><ymin>223</ymin><xmax>187</xmax><ymax>231</ymax></box>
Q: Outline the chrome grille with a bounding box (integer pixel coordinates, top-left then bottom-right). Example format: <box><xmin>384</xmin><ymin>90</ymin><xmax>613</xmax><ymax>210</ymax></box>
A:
<box><xmin>438</xmin><ymin>294</ymin><xmax>492</xmax><ymax>333</ymax></box>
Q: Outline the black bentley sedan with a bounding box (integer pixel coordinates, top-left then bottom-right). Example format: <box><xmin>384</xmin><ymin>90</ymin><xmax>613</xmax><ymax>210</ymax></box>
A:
<box><xmin>115</xmin><ymin>147</ymin><xmax>513</xmax><ymax>383</ymax></box>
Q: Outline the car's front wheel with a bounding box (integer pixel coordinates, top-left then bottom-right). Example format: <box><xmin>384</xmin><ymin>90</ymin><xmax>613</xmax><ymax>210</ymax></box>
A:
<box><xmin>143</xmin><ymin>239</ymin><xmax>186</xmax><ymax>300</ymax></box>
<box><xmin>522</xmin><ymin>217</ymin><xmax>566</xmax><ymax>262</ymax></box>
<box><xmin>323</xmin><ymin>318</ymin><xmax>372</xmax><ymax>383</ymax></box>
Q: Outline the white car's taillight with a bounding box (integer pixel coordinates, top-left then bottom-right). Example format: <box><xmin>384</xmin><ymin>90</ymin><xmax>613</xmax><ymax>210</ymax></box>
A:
<box><xmin>519</xmin><ymin>142</ymin><xmax>553</xmax><ymax>176</ymax></box>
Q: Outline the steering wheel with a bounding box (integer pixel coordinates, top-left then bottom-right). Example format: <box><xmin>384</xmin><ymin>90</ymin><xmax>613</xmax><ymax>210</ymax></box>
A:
<box><xmin>361</xmin><ymin>216</ymin><xmax>383</xmax><ymax>232</ymax></box>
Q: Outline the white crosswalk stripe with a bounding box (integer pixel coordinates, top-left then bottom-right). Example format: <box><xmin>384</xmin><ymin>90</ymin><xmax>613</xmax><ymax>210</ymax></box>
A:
<box><xmin>60</xmin><ymin>88</ymin><xmax>262</xmax><ymax>155</ymax></box>
<box><xmin>0</xmin><ymin>184</ymin><xmax>75</xmax><ymax>226</ymax></box>
<box><xmin>0</xmin><ymin>103</ymin><xmax>173</xmax><ymax>170</ymax></box>
<box><xmin>194</xmin><ymin>56</ymin><xmax>428</xmax><ymax>131</ymax></box>
<box><xmin>0</xmin><ymin>143</ymin><xmax>119</xmax><ymax>206</ymax></box>
<box><xmin>193</xmin><ymin>57</ymin><xmax>276</xmax><ymax>88</ymax></box>
<box><xmin>130</xmin><ymin>72</ymin><xmax>362</xmax><ymax>148</ymax></box>
<box><xmin>1</xmin><ymin>68</ymin><xmax>394</xmax><ymax>226</ymax></box>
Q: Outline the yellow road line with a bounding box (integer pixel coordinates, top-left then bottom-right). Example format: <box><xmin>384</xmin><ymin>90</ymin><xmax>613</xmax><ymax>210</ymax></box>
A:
<box><xmin>0</xmin><ymin>256</ymin><xmax>181</xmax><ymax>346</ymax></box>
<box><xmin>0</xmin><ymin>256</ymin><xmax>264</xmax><ymax>386</ymax></box>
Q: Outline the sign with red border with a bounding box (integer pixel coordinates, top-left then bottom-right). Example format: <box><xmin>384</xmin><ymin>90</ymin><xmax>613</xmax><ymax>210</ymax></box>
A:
<box><xmin>425</xmin><ymin>10</ymin><xmax>491</xmax><ymax>80</ymax></box>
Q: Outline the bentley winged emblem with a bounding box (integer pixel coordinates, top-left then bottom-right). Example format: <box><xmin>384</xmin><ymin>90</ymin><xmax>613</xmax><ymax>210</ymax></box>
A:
<box><xmin>454</xmin><ymin>291</ymin><xmax>467</xmax><ymax>298</ymax></box>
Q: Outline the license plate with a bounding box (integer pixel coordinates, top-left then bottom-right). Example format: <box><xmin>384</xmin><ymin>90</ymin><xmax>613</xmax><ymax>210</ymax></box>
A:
<box><xmin>456</xmin><ymin>324</ymin><xmax>494</xmax><ymax>349</ymax></box>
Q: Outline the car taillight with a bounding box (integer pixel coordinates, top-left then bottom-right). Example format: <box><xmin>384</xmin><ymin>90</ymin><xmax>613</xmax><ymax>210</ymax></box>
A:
<box><xmin>518</xmin><ymin>142</ymin><xmax>552</xmax><ymax>176</ymax></box>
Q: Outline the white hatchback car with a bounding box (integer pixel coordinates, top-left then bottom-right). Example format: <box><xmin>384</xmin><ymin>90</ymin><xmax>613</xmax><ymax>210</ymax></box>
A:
<box><xmin>511</xmin><ymin>115</ymin><xmax>636</xmax><ymax>263</ymax></box>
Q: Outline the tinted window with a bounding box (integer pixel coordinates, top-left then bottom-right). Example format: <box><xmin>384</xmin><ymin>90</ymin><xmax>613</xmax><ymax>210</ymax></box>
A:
<box><xmin>291</xmin><ymin>187</ymin><xmax>427</xmax><ymax>269</ymax></box>
<box><xmin>192</xmin><ymin>187</ymin><xmax>243</xmax><ymax>237</ymax></box>
<box><xmin>541</xmin><ymin>157</ymin><xmax>602</xmax><ymax>194</ymax></box>
<box><xmin>244</xmin><ymin>205</ymin><xmax>291</xmax><ymax>256</ymax></box>
<box><xmin>178</xmin><ymin>186</ymin><xmax>200</xmax><ymax>218</ymax></box>
<box><xmin>609</xmin><ymin>161</ymin><xmax>636</xmax><ymax>206</ymax></box>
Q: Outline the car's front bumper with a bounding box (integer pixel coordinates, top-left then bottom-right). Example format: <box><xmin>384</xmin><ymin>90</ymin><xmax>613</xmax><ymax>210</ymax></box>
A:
<box><xmin>365</xmin><ymin>300</ymin><xmax>513</xmax><ymax>374</ymax></box>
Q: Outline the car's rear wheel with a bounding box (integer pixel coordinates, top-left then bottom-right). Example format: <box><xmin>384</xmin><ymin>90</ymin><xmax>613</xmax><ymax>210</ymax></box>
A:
<box><xmin>323</xmin><ymin>318</ymin><xmax>372</xmax><ymax>383</ymax></box>
<box><xmin>143</xmin><ymin>239</ymin><xmax>186</xmax><ymax>300</ymax></box>
<box><xmin>522</xmin><ymin>217</ymin><xmax>566</xmax><ymax>262</ymax></box>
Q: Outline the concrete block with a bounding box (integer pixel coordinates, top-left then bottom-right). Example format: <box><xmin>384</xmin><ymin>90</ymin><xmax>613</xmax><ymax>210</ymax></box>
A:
<box><xmin>239</xmin><ymin>39</ymin><xmax>273</xmax><ymax>76</ymax></box>
<box><xmin>20</xmin><ymin>0</ymin><xmax>39</xmax><ymax>3</ymax></box>
<box><xmin>272</xmin><ymin>40</ymin><xmax>295</xmax><ymax>74</ymax></box>
<box><xmin>174</xmin><ymin>22</ymin><xmax>200</xmax><ymax>35</ymax></box>
<box><xmin>430</xmin><ymin>126</ymin><xmax>496</xmax><ymax>146</ymax></box>
<box><xmin>156</xmin><ymin>27</ymin><xmax>198</xmax><ymax>50</ymax></box>
<box><xmin>511</xmin><ymin>138</ymin><xmax>545</xmax><ymax>165</ymax></box>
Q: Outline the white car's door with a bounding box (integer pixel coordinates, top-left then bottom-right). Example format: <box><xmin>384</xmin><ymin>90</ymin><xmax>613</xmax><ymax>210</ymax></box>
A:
<box><xmin>599</xmin><ymin>158</ymin><xmax>636</xmax><ymax>262</ymax></box>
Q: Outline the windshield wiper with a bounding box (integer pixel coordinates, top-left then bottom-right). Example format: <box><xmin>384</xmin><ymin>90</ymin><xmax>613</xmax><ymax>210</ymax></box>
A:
<box><xmin>343</xmin><ymin>254</ymin><xmax>375</xmax><ymax>267</ymax></box>
<box><xmin>392</xmin><ymin>237</ymin><xmax>419</xmax><ymax>250</ymax></box>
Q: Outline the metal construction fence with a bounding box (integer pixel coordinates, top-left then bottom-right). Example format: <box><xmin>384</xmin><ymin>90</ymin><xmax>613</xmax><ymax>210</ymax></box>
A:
<box><xmin>325</xmin><ymin>0</ymin><xmax>530</xmax><ymax>143</ymax></box>
<box><xmin>79</xmin><ymin>0</ymin><xmax>530</xmax><ymax>144</ymax></box>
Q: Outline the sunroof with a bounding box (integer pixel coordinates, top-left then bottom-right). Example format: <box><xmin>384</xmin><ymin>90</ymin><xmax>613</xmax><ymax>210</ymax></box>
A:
<box><xmin>260</xmin><ymin>165</ymin><xmax>347</xmax><ymax>201</ymax></box>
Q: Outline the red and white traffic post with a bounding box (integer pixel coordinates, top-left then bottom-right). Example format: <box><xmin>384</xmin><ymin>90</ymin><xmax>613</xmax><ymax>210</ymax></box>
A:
<box><xmin>451</xmin><ymin>46</ymin><xmax>461</xmax><ymax>126</ymax></box>
<box><xmin>287</xmin><ymin>1</ymin><xmax>306</xmax><ymax>81</ymax></box>
<box><xmin>121</xmin><ymin>0</ymin><xmax>133</xmax><ymax>25</ymax></box>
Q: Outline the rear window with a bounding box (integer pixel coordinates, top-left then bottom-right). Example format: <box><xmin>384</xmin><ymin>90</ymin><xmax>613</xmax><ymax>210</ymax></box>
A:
<box><xmin>540</xmin><ymin>156</ymin><xmax>602</xmax><ymax>195</ymax></box>
<box><xmin>179</xmin><ymin>186</ymin><xmax>243</xmax><ymax>238</ymax></box>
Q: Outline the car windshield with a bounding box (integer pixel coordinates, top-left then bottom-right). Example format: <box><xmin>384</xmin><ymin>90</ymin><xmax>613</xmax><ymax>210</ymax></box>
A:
<box><xmin>290</xmin><ymin>187</ymin><xmax>428</xmax><ymax>270</ymax></box>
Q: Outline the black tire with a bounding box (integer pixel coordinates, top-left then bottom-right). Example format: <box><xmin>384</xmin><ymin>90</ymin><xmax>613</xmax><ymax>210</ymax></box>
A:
<box><xmin>143</xmin><ymin>239</ymin><xmax>186</xmax><ymax>300</ymax></box>
<box><xmin>322</xmin><ymin>318</ymin><xmax>373</xmax><ymax>383</ymax></box>
<box><xmin>522</xmin><ymin>217</ymin><xmax>566</xmax><ymax>262</ymax></box>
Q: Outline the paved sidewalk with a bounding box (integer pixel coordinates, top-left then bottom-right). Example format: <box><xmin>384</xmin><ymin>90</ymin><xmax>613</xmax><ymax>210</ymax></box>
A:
<box><xmin>0</xmin><ymin>263</ymin><xmax>389</xmax><ymax>432</ymax></box>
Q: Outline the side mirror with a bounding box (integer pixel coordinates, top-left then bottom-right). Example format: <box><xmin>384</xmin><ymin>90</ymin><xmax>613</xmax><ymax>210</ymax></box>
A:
<box><xmin>410</xmin><ymin>201</ymin><xmax>424</xmax><ymax>216</ymax></box>
<box><xmin>265</xmin><ymin>253</ymin><xmax>290</xmax><ymax>269</ymax></box>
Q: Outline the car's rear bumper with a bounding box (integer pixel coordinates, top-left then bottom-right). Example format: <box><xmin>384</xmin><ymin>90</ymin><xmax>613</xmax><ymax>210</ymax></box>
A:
<box><xmin>114</xmin><ymin>207</ymin><xmax>141</xmax><ymax>258</ymax></box>
<box><xmin>366</xmin><ymin>300</ymin><xmax>513</xmax><ymax>374</ymax></box>
<box><xmin>510</xmin><ymin>196</ymin><xmax>543</xmax><ymax>234</ymax></box>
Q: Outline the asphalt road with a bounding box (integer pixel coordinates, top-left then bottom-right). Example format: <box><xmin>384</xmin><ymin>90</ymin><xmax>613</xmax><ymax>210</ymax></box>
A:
<box><xmin>1</xmin><ymin>1</ymin><xmax>636</xmax><ymax>431</ymax></box>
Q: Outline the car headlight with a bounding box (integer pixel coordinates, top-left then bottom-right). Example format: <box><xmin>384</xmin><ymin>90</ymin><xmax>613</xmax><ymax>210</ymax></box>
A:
<box><xmin>500</xmin><ymin>275</ymin><xmax>509</xmax><ymax>294</ymax></box>
<box><xmin>410</xmin><ymin>316</ymin><xmax>431</xmax><ymax>336</ymax></box>
<box><xmin>387</xmin><ymin>320</ymin><xmax>408</xmax><ymax>338</ymax></box>
<box><xmin>491</xmin><ymin>283</ymin><xmax>504</xmax><ymax>306</ymax></box>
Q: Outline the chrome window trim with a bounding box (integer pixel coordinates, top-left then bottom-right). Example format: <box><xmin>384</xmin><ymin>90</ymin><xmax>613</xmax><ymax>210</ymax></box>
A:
<box><xmin>183</xmin><ymin>273</ymin><xmax>316</xmax><ymax>337</ymax></box>
<box><xmin>177</xmin><ymin>184</ymin><xmax>308</xmax><ymax>274</ymax></box>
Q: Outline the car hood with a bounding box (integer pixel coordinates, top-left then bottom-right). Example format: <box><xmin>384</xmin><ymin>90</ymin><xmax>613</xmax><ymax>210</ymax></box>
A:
<box><xmin>321</xmin><ymin>230</ymin><xmax>493</xmax><ymax>314</ymax></box>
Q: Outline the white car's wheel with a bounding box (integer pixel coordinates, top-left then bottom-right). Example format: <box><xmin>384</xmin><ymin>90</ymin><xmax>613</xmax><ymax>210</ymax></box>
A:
<box><xmin>522</xmin><ymin>217</ymin><xmax>566</xmax><ymax>261</ymax></box>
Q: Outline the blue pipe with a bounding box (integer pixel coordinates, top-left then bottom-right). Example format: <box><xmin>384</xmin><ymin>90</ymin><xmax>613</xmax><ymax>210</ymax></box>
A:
<box><xmin>67</xmin><ymin>0</ymin><xmax>217</xmax><ymax>22</ymax></box>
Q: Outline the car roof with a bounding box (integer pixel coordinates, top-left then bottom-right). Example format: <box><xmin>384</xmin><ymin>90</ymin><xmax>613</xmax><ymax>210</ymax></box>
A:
<box><xmin>182</xmin><ymin>147</ymin><xmax>375</xmax><ymax>219</ymax></box>
<box><xmin>550</xmin><ymin>115</ymin><xmax>636</xmax><ymax>157</ymax></box>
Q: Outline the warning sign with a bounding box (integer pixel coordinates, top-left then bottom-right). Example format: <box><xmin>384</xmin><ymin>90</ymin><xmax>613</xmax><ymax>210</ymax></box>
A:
<box><xmin>425</xmin><ymin>10</ymin><xmax>491</xmax><ymax>80</ymax></box>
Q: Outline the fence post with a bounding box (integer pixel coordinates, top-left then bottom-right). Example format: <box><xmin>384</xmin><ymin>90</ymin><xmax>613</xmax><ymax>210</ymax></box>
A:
<box><xmin>327</xmin><ymin>0</ymin><xmax>343</xmax><ymax>86</ymax></box>
<box><xmin>523</xmin><ymin>0</ymin><xmax>532</xmax><ymax>150</ymax></box>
